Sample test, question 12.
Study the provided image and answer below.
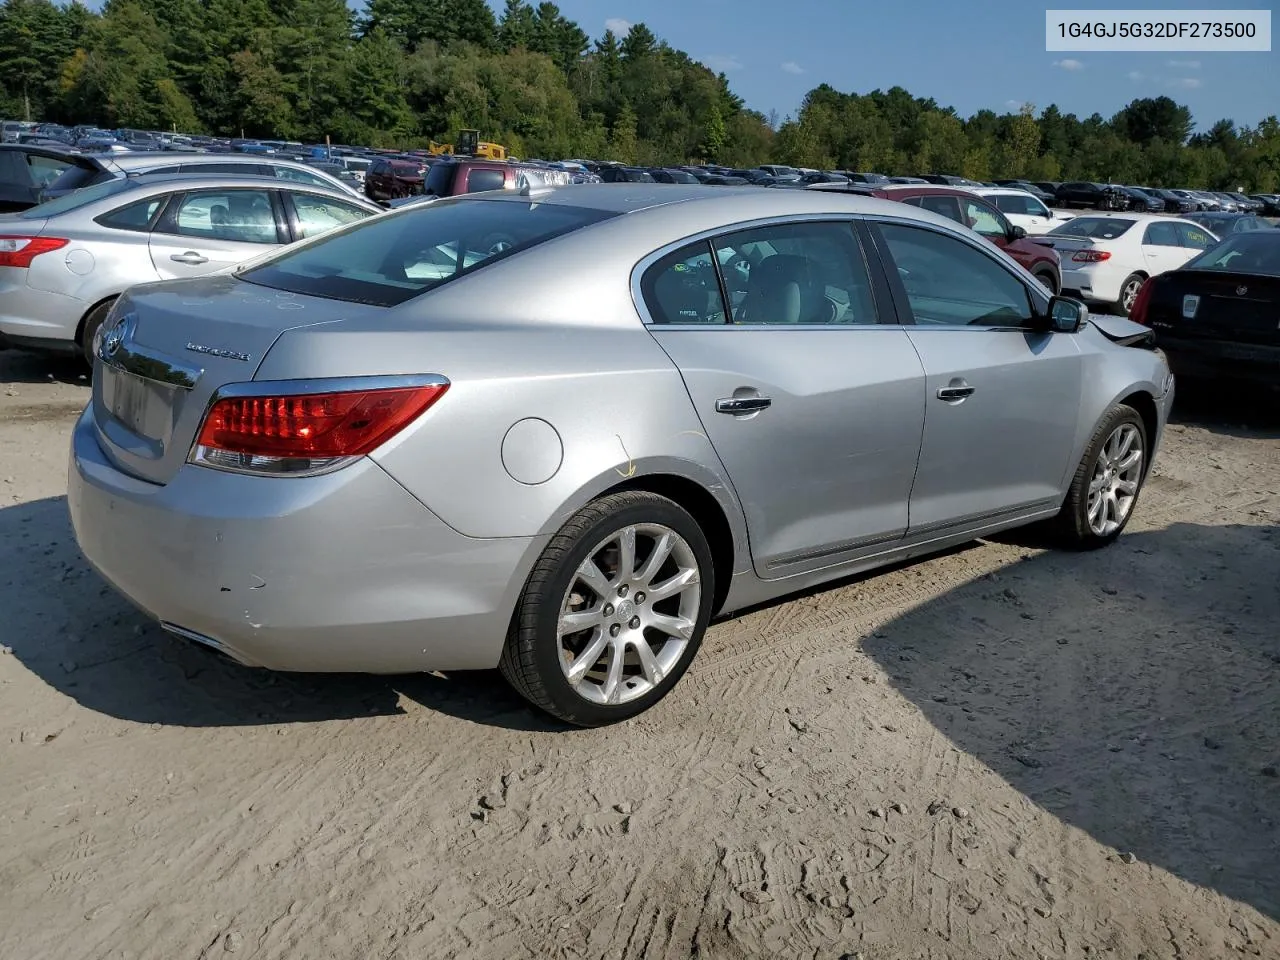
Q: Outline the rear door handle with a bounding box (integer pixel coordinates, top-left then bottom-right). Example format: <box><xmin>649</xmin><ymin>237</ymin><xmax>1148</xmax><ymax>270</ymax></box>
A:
<box><xmin>715</xmin><ymin>396</ymin><xmax>772</xmax><ymax>415</ymax></box>
<box><xmin>937</xmin><ymin>385</ymin><xmax>976</xmax><ymax>402</ymax></box>
<box><xmin>170</xmin><ymin>251</ymin><xmax>209</xmax><ymax>265</ymax></box>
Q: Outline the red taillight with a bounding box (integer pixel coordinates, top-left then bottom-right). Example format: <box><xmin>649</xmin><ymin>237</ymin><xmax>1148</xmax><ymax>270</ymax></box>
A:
<box><xmin>1128</xmin><ymin>278</ymin><xmax>1154</xmax><ymax>325</ymax></box>
<box><xmin>0</xmin><ymin>236</ymin><xmax>69</xmax><ymax>268</ymax></box>
<box><xmin>1071</xmin><ymin>250</ymin><xmax>1111</xmax><ymax>263</ymax></box>
<box><xmin>191</xmin><ymin>383</ymin><xmax>448</xmax><ymax>475</ymax></box>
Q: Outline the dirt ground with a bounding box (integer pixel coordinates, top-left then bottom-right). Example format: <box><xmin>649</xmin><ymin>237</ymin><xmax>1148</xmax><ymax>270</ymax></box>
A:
<box><xmin>0</xmin><ymin>348</ymin><xmax>1277</xmax><ymax>960</ymax></box>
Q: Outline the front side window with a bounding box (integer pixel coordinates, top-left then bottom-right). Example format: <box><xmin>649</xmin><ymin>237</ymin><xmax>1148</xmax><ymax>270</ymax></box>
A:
<box><xmin>962</xmin><ymin>198</ymin><xmax>1010</xmax><ymax>240</ymax></box>
<box><xmin>290</xmin><ymin>191</ymin><xmax>372</xmax><ymax>239</ymax></box>
<box><xmin>1177</xmin><ymin>222</ymin><xmax>1215</xmax><ymax>249</ymax></box>
<box><xmin>642</xmin><ymin>242</ymin><xmax>725</xmax><ymax>324</ymax></box>
<box><xmin>168</xmin><ymin>189</ymin><xmax>279</xmax><ymax>244</ymax></box>
<box><xmin>239</xmin><ymin>196</ymin><xmax>615</xmax><ymax>307</ymax></box>
<box><xmin>876</xmin><ymin>222</ymin><xmax>1033</xmax><ymax>327</ymax></box>
<box><xmin>712</xmin><ymin>221</ymin><xmax>877</xmax><ymax>325</ymax></box>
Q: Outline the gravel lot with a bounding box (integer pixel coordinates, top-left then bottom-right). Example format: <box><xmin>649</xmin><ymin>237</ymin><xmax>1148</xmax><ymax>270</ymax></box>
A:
<box><xmin>0</xmin><ymin>348</ymin><xmax>1277</xmax><ymax>960</ymax></box>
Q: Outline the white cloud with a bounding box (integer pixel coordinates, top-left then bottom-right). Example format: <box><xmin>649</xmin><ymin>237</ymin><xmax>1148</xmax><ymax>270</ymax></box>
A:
<box><xmin>1005</xmin><ymin>99</ymin><xmax>1023</xmax><ymax>109</ymax></box>
<box><xmin>1167</xmin><ymin>59</ymin><xmax>1200</xmax><ymax>69</ymax></box>
<box><xmin>604</xmin><ymin>18</ymin><xmax>632</xmax><ymax>36</ymax></box>
<box><xmin>1128</xmin><ymin>70</ymin><xmax>1144</xmax><ymax>81</ymax></box>
<box><xmin>1053</xmin><ymin>58</ymin><xmax>1085</xmax><ymax>71</ymax></box>
<box><xmin>701</xmin><ymin>54</ymin><xmax>744</xmax><ymax>73</ymax></box>
<box><xmin>1169</xmin><ymin>77</ymin><xmax>1203</xmax><ymax>89</ymax></box>
<box><xmin>781</xmin><ymin>61</ymin><xmax>805</xmax><ymax>75</ymax></box>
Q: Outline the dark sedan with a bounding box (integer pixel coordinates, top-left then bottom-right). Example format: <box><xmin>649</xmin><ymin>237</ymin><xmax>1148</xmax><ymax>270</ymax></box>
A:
<box><xmin>1185</xmin><ymin>212</ymin><xmax>1275</xmax><ymax>236</ymax></box>
<box><xmin>649</xmin><ymin>168</ymin><xmax>700</xmax><ymax>184</ymax></box>
<box><xmin>1056</xmin><ymin>181</ymin><xmax>1110</xmax><ymax>208</ymax></box>
<box><xmin>1132</xmin><ymin>231</ymin><xmax>1280</xmax><ymax>387</ymax></box>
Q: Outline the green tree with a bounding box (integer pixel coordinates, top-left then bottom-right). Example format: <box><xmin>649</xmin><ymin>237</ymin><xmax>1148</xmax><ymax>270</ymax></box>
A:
<box><xmin>1113</xmin><ymin>95</ymin><xmax>1193</xmax><ymax>146</ymax></box>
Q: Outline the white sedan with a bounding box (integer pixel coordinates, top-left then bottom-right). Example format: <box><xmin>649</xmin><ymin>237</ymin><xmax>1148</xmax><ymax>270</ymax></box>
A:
<box><xmin>971</xmin><ymin>187</ymin><xmax>1076</xmax><ymax>235</ymax></box>
<box><xmin>1035</xmin><ymin>213</ymin><xmax>1219</xmax><ymax>315</ymax></box>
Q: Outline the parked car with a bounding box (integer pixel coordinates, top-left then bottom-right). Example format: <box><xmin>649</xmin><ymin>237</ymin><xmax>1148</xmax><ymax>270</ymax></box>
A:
<box><xmin>1132</xmin><ymin>230</ymin><xmax>1279</xmax><ymax>387</ymax></box>
<box><xmin>1037</xmin><ymin>213</ymin><xmax>1219</xmax><ymax>315</ymax></box>
<box><xmin>364</xmin><ymin>157</ymin><xmax>428</xmax><ymax>201</ymax></box>
<box><xmin>799</xmin><ymin>171</ymin><xmax>850</xmax><ymax>185</ymax></box>
<box><xmin>1184</xmin><ymin>212</ymin><xmax>1274</xmax><ymax>236</ymax></box>
<box><xmin>420</xmin><ymin>158</ymin><xmax>572</xmax><ymax>198</ymax></box>
<box><xmin>40</xmin><ymin>151</ymin><xmax>366</xmax><ymax>203</ymax></box>
<box><xmin>0</xmin><ymin>143</ymin><xmax>86</xmax><ymax>212</ymax></box>
<box><xmin>599</xmin><ymin>165</ymin><xmax>656</xmax><ymax>184</ymax></box>
<box><xmin>1120</xmin><ymin>187</ymin><xmax>1166</xmax><ymax>214</ymax></box>
<box><xmin>756</xmin><ymin>164</ymin><xmax>800</xmax><ymax>180</ymax></box>
<box><xmin>992</xmin><ymin>180</ymin><xmax>1056</xmax><ymax>204</ymax></box>
<box><xmin>970</xmin><ymin>186</ymin><xmax>1076</xmax><ymax>235</ymax></box>
<box><xmin>0</xmin><ymin>174</ymin><xmax>379</xmax><ymax>361</ymax></box>
<box><xmin>1147</xmin><ymin>188</ymin><xmax>1197</xmax><ymax>214</ymax></box>
<box><xmin>1187</xmin><ymin>191</ymin><xmax>1225</xmax><ymax>211</ymax></box>
<box><xmin>841</xmin><ymin>172</ymin><xmax>891</xmax><ymax>184</ymax></box>
<box><xmin>1055</xmin><ymin>182</ymin><xmax>1110</xmax><ymax>209</ymax></box>
<box><xmin>1249</xmin><ymin>194</ymin><xmax>1280</xmax><ymax>216</ymax></box>
<box><xmin>915</xmin><ymin>174</ymin><xmax>982</xmax><ymax>187</ymax></box>
<box><xmin>648</xmin><ymin>168</ymin><xmax>701</xmax><ymax>184</ymax></box>
<box><xmin>66</xmin><ymin>184</ymin><xmax>1172</xmax><ymax>726</ymax></box>
<box><xmin>812</xmin><ymin>183</ymin><xmax>1064</xmax><ymax>292</ymax></box>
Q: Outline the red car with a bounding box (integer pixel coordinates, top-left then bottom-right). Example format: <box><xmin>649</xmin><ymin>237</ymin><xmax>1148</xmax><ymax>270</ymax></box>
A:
<box><xmin>815</xmin><ymin>183</ymin><xmax>1063</xmax><ymax>293</ymax></box>
<box><xmin>364</xmin><ymin>157</ymin><xmax>427</xmax><ymax>202</ymax></box>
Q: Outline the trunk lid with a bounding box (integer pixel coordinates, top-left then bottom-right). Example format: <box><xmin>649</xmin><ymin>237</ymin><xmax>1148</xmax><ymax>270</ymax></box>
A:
<box><xmin>1031</xmin><ymin>234</ymin><xmax>1099</xmax><ymax>256</ymax></box>
<box><xmin>92</xmin><ymin>274</ymin><xmax>354</xmax><ymax>485</ymax></box>
<box><xmin>1149</xmin><ymin>270</ymin><xmax>1280</xmax><ymax>346</ymax></box>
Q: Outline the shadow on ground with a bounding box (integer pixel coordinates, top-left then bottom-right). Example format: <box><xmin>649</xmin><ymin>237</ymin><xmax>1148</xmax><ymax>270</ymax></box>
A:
<box><xmin>0</xmin><ymin>350</ymin><xmax>89</xmax><ymax>386</ymax></box>
<box><xmin>1170</xmin><ymin>378</ymin><xmax>1280</xmax><ymax>438</ymax></box>
<box><xmin>1</xmin><ymin>496</ymin><xmax>562</xmax><ymax>733</ymax></box>
<box><xmin>862</xmin><ymin>520</ymin><xmax>1280</xmax><ymax>922</ymax></box>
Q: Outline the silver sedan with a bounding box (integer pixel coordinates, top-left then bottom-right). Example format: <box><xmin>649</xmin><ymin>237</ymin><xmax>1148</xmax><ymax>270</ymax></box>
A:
<box><xmin>68</xmin><ymin>185</ymin><xmax>1174</xmax><ymax>725</ymax></box>
<box><xmin>1</xmin><ymin>174</ymin><xmax>379</xmax><ymax>360</ymax></box>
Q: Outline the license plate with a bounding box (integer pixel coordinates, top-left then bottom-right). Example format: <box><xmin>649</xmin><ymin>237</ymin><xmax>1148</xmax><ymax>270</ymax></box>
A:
<box><xmin>104</xmin><ymin>367</ymin><xmax>174</xmax><ymax>443</ymax></box>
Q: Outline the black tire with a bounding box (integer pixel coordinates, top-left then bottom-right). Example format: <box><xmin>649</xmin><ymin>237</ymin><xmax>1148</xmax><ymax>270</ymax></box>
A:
<box><xmin>78</xmin><ymin>299</ymin><xmax>116</xmax><ymax>368</ymax></box>
<box><xmin>499</xmin><ymin>491</ymin><xmax>716</xmax><ymax>726</ymax></box>
<box><xmin>1032</xmin><ymin>268</ymin><xmax>1059</xmax><ymax>295</ymax></box>
<box><xmin>1053</xmin><ymin>403</ymin><xmax>1148</xmax><ymax>549</ymax></box>
<box><xmin>1116</xmin><ymin>273</ymin><xmax>1145</xmax><ymax>317</ymax></box>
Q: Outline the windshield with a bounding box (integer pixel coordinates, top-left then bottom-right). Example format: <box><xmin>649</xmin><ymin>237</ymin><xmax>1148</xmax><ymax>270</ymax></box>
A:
<box><xmin>1047</xmin><ymin>217</ymin><xmax>1135</xmax><ymax>240</ymax></box>
<box><xmin>20</xmin><ymin>176</ymin><xmax>136</xmax><ymax>218</ymax></box>
<box><xmin>1183</xmin><ymin>233</ymin><xmax>1280</xmax><ymax>277</ymax></box>
<box><xmin>239</xmin><ymin>196</ymin><xmax>616</xmax><ymax>307</ymax></box>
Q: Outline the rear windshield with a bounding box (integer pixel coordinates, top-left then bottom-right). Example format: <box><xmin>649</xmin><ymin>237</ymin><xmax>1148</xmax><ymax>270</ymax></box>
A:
<box><xmin>21</xmin><ymin>176</ymin><xmax>136</xmax><ymax>218</ymax></box>
<box><xmin>41</xmin><ymin>162</ymin><xmax>110</xmax><ymax>195</ymax></box>
<box><xmin>239</xmin><ymin>196</ymin><xmax>616</xmax><ymax>307</ymax></box>
<box><xmin>424</xmin><ymin>163</ymin><xmax>456</xmax><ymax>196</ymax></box>
<box><xmin>1048</xmin><ymin>217</ymin><xmax>1135</xmax><ymax>240</ymax></box>
<box><xmin>1184</xmin><ymin>233</ymin><xmax>1280</xmax><ymax>277</ymax></box>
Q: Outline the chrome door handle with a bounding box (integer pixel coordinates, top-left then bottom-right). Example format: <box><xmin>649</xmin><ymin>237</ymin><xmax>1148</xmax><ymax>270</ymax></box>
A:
<box><xmin>937</xmin><ymin>385</ymin><xmax>976</xmax><ymax>401</ymax></box>
<box><xmin>170</xmin><ymin>251</ymin><xmax>209</xmax><ymax>265</ymax></box>
<box><xmin>715</xmin><ymin>396</ymin><xmax>772</xmax><ymax>415</ymax></box>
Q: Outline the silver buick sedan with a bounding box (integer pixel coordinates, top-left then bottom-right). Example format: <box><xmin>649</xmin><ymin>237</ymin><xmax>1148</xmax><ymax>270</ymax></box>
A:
<box><xmin>68</xmin><ymin>185</ymin><xmax>1174</xmax><ymax>725</ymax></box>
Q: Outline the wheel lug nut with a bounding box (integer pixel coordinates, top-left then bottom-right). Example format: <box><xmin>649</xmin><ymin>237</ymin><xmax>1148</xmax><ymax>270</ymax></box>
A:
<box><xmin>617</xmin><ymin>584</ymin><xmax>628</xmax><ymax>598</ymax></box>
<box><xmin>635</xmin><ymin>592</ymin><xmax>645</xmax><ymax>603</ymax></box>
<box><xmin>629</xmin><ymin>616</ymin><xmax>641</xmax><ymax>630</ymax></box>
<box><xmin>610</xmin><ymin>623</ymin><xmax>621</xmax><ymax>637</ymax></box>
<box><xmin>603</xmin><ymin>603</ymin><xmax>614</xmax><ymax>617</ymax></box>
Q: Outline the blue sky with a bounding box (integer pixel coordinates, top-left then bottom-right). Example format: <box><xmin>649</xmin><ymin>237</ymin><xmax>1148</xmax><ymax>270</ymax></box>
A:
<box><xmin>522</xmin><ymin>0</ymin><xmax>1277</xmax><ymax>131</ymax></box>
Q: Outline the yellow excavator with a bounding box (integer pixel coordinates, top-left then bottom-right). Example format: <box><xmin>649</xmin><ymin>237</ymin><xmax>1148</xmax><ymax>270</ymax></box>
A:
<box><xmin>427</xmin><ymin>129</ymin><xmax>507</xmax><ymax>161</ymax></box>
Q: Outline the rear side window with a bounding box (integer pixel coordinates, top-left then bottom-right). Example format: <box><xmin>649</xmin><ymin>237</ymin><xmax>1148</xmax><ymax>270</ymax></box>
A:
<box><xmin>424</xmin><ymin>163</ymin><xmax>456</xmax><ymax>196</ymax></box>
<box><xmin>41</xmin><ymin>162</ymin><xmax>108</xmax><ymax>193</ymax></box>
<box><xmin>1143</xmin><ymin>221</ymin><xmax>1181</xmax><ymax>246</ymax></box>
<box><xmin>95</xmin><ymin>196</ymin><xmax>165</xmax><ymax>232</ymax></box>
<box><xmin>25</xmin><ymin>153</ymin><xmax>72</xmax><ymax>187</ymax></box>
<box><xmin>642</xmin><ymin>242</ymin><xmax>725</xmax><ymax>324</ymax></box>
<box><xmin>239</xmin><ymin>197</ymin><xmax>616</xmax><ymax>307</ymax></box>
<box><xmin>906</xmin><ymin>195</ymin><xmax>963</xmax><ymax>223</ymax></box>
<box><xmin>466</xmin><ymin>169</ymin><xmax>506</xmax><ymax>193</ymax></box>
<box><xmin>165</xmin><ymin>189</ymin><xmax>279</xmax><ymax>244</ymax></box>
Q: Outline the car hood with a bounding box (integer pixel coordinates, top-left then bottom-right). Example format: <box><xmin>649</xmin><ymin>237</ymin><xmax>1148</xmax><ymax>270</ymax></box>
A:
<box><xmin>1088</xmin><ymin>312</ymin><xmax>1155</xmax><ymax>348</ymax></box>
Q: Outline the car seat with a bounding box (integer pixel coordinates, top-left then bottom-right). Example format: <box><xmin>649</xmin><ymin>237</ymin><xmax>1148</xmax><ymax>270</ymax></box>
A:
<box><xmin>737</xmin><ymin>254</ymin><xmax>829</xmax><ymax>324</ymax></box>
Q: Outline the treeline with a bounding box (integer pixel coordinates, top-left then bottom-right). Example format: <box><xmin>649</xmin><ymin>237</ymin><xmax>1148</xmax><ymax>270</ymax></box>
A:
<box><xmin>0</xmin><ymin>0</ymin><xmax>1276</xmax><ymax>191</ymax></box>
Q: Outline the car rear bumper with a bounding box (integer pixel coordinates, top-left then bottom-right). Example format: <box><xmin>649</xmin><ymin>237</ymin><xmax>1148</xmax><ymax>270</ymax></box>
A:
<box><xmin>0</xmin><ymin>274</ymin><xmax>86</xmax><ymax>345</ymax></box>
<box><xmin>1061</xmin><ymin>263</ymin><xmax>1125</xmax><ymax>305</ymax></box>
<box><xmin>68</xmin><ymin>407</ymin><xmax>545</xmax><ymax>673</ymax></box>
<box><xmin>1158</xmin><ymin>337</ymin><xmax>1280</xmax><ymax>386</ymax></box>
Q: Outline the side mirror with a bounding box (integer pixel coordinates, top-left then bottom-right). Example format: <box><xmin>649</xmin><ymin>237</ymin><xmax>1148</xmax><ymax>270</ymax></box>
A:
<box><xmin>1008</xmin><ymin>224</ymin><xmax>1027</xmax><ymax>241</ymax></box>
<box><xmin>1044</xmin><ymin>295</ymin><xmax>1087</xmax><ymax>333</ymax></box>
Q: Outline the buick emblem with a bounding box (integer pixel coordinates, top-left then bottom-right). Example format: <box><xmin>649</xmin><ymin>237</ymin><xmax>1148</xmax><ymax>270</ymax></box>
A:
<box><xmin>100</xmin><ymin>312</ymin><xmax>135</xmax><ymax>359</ymax></box>
<box><xmin>1236</xmin><ymin>285</ymin><xmax>1249</xmax><ymax>296</ymax></box>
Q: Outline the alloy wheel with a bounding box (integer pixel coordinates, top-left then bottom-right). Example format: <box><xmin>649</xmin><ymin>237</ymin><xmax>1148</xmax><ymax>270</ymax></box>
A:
<box><xmin>1121</xmin><ymin>279</ymin><xmax>1142</xmax><ymax>312</ymax></box>
<box><xmin>1087</xmin><ymin>423</ymin><xmax>1144</xmax><ymax>536</ymax></box>
<box><xmin>557</xmin><ymin>523</ymin><xmax>701</xmax><ymax>706</ymax></box>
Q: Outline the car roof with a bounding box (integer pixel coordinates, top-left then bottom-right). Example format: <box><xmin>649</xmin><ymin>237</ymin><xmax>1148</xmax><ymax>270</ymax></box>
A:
<box><xmin>970</xmin><ymin>186</ymin><xmax>1039</xmax><ymax>197</ymax></box>
<box><xmin>121</xmin><ymin>172</ymin><xmax>377</xmax><ymax>203</ymax></box>
<box><xmin>108</xmin><ymin>151</ymin><xmax>323</xmax><ymax>171</ymax></box>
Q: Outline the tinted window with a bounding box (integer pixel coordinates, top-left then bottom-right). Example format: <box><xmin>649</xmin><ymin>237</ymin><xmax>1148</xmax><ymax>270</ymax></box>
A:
<box><xmin>642</xmin><ymin>242</ymin><xmax>725</xmax><ymax>324</ymax></box>
<box><xmin>290</xmin><ymin>191</ymin><xmax>372</xmax><ymax>239</ymax></box>
<box><xmin>41</xmin><ymin>162</ymin><xmax>108</xmax><ymax>194</ymax></box>
<box><xmin>877</xmin><ymin>223</ymin><xmax>1033</xmax><ymax>327</ymax></box>
<box><xmin>1143</xmin><ymin>221</ymin><xmax>1181</xmax><ymax>246</ymax></box>
<box><xmin>906</xmin><ymin>195</ymin><xmax>963</xmax><ymax>222</ymax></box>
<box><xmin>1177</xmin><ymin>221</ymin><xmax>1215</xmax><ymax>250</ymax></box>
<box><xmin>962</xmin><ymin>198</ymin><xmax>1009</xmax><ymax>239</ymax></box>
<box><xmin>712</xmin><ymin>221</ymin><xmax>877</xmax><ymax>325</ymax></box>
<box><xmin>466</xmin><ymin>169</ymin><xmax>506</xmax><ymax>193</ymax></box>
<box><xmin>95</xmin><ymin>197</ymin><xmax>164</xmax><ymax>232</ymax></box>
<box><xmin>424</xmin><ymin>163</ymin><xmax>456</xmax><ymax>196</ymax></box>
<box><xmin>1183</xmin><ymin>233</ymin><xmax>1280</xmax><ymax>277</ymax></box>
<box><xmin>25</xmin><ymin>153</ymin><xmax>72</xmax><ymax>187</ymax></box>
<box><xmin>168</xmin><ymin>189</ymin><xmax>278</xmax><ymax>244</ymax></box>
<box><xmin>240</xmin><ymin>197</ymin><xmax>615</xmax><ymax>307</ymax></box>
<box><xmin>1048</xmin><ymin>217</ymin><xmax>1135</xmax><ymax>240</ymax></box>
